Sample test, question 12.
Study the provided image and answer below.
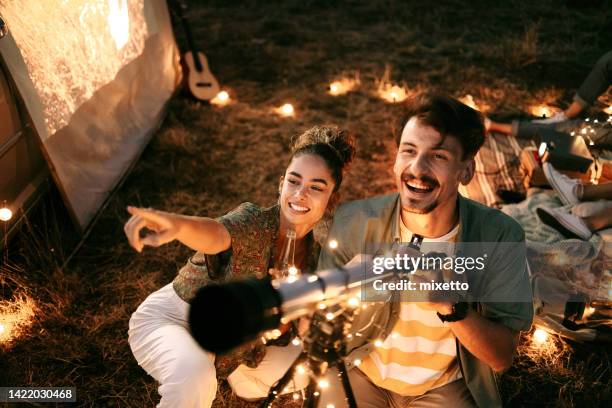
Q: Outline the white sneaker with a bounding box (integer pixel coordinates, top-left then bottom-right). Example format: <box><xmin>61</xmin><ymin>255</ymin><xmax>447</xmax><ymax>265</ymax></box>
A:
<box><xmin>536</xmin><ymin>207</ymin><xmax>592</xmax><ymax>240</ymax></box>
<box><xmin>542</xmin><ymin>162</ymin><xmax>580</xmax><ymax>206</ymax></box>
<box><xmin>533</xmin><ymin>111</ymin><xmax>567</xmax><ymax>124</ymax></box>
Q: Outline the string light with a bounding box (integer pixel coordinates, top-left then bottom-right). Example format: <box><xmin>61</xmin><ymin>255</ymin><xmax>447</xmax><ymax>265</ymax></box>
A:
<box><xmin>318</xmin><ymin>379</ymin><xmax>330</xmax><ymax>389</ymax></box>
<box><xmin>533</xmin><ymin>328</ymin><xmax>549</xmax><ymax>345</ymax></box>
<box><xmin>378</xmin><ymin>84</ymin><xmax>408</xmax><ymax>103</ymax></box>
<box><xmin>326</xmin><ymin>312</ymin><xmax>335</xmax><ymax>320</ymax></box>
<box><xmin>293</xmin><ymin>392</ymin><xmax>300</xmax><ymax>400</ymax></box>
<box><xmin>0</xmin><ymin>295</ymin><xmax>36</xmax><ymax>345</ymax></box>
<box><xmin>0</xmin><ymin>206</ymin><xmax>12</xmax><ymax>222</ymax></box>
<box><xmin>291</xmin><ymin>337</ymin><xmax>301</xmax><ymax>346</ymax></box>
<box><xmin>529</xmin><ymin>104</ymin><xmax>559</xmax><ymax>118</ymax></box>
<box><xmin>328</xmin><ymin>75</ymin><xmax>360</xmax><ymax>96</ymax></box>
<box><xmin>328</xmin><ymin>239</ymin><xmax>338</xmax><ymax>249</ymax></box>
<box><xmin>347</xmin><ymin>297</ymin><xmax>360</xmax><ymax>307</ymax></box>
<box><xmin>353</xmin><ymin>359</ymin><xmax>361</xmax><ymax>366</ymax></box>
<box><xmin>288</xmin><ymin>266</ymin><xmax>299</xmax><ymax>276</ymax></box>
<box><xmin>374</xmin><ymin>339</ymin><xmax>383</xmax><ymax>347</ymax></box>
<box><xmin>326</xmin><ymin>404</ymin><xmax>335</xmax><ymax>408</ymax></box>
<box><xmin>210</xmin><ymin>90</ymin><xmax>230</xmax><ymax>106</ymax></box>
<box><xmin>296</xmin><ymin>364</ymin><xmax>306</xmax><ymax>374</ymax></box>
<box><xmin>274</xmin><ymin>103</ymin><xmax>295</xmax><ymax>117</ymax></box>
<box><xmin>376</xmin><ymin>66</ymin><xmax>409</xmax><ymax>103</ymax></box>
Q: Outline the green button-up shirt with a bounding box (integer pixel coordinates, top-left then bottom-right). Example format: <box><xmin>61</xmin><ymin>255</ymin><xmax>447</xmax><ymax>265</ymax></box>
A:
<box><xmin>318</xmin><ymin>193</ymin><xmax>534</xmax><ymax>408</ymax></box>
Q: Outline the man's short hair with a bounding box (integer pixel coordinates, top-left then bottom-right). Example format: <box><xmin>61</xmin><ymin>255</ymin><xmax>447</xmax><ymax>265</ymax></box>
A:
<box><xmin>394</xmin><ymin>93</ymin><xmax>485</xmax><ymax>159</ymax></box>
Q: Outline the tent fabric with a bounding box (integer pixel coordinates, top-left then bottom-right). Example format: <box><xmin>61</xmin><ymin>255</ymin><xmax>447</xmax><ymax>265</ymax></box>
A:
<box><xmin>0</xmin><ymin>0</ymin><xmax>180</xmax><ymax>230</ymax></box>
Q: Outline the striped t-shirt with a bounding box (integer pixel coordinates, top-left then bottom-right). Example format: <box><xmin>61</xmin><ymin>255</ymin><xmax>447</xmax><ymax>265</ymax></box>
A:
<box><xmin>358</xmin><ymin>219</ymin><xmax>462</xmax><ymax>396</ymax></box>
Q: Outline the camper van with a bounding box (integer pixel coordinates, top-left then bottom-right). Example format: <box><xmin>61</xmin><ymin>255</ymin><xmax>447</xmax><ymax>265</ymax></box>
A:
<box><xmin>0</xmin><ymin>30</ymin><xmax>49</xmax><ymax>243</ymax></box>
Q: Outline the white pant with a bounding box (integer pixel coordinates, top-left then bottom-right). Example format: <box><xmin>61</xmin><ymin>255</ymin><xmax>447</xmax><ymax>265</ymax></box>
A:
<box><xmin>128</xmin><ymin>284</ymin><xmax>306</xmax><ymax>407</ymax></box>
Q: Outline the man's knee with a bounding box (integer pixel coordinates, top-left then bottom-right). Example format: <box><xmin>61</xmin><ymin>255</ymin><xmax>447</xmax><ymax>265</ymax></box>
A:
<box><xmin>158</xmin><ymin>353</ymin><xmax>217</xmax><ymax>408</ymax></box>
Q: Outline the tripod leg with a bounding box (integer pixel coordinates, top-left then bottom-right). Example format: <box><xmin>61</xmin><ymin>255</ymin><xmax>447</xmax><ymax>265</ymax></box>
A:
<box><xmin>337</xmin><ymin>360</ymin><xmax>357</xmax><ymax>408</ymax></box>
<box><xmin>305</xmin><ymin>374</ymin><xmax>321</xmax><ymax>408</ymax></box>
<box><xmin>260</xmin><ymin>351</ymin><xmax>308</xmax><ymax>408</ymax></box>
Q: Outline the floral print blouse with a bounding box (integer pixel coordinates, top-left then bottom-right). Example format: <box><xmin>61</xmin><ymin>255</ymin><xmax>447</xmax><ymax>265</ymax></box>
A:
<box><xmin>171</xmin><ymin>202</ymin><xmax>323</xmax><ymax>377</ymax></box>
<box><xmin>173</xmin><ymin>202</ymin><xmax>321</xmax><ymax>302</ymax></box>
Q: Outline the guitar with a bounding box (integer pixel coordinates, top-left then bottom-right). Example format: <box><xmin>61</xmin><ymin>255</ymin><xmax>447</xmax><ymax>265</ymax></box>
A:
<box><xmin>171</xmin><ymin>1</ymin><xmax>220</xmax><ymax>101</ymax></box>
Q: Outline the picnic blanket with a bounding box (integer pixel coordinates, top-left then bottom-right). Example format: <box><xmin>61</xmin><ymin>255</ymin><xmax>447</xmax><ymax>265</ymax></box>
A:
<box><xmin>501</xmin><ymin>190</ymin><xmax>611</xmax><ymax>341</ymax></box>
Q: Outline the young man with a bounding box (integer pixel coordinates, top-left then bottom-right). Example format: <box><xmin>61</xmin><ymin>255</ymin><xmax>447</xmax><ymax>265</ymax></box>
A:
<box><xmin>318</xmin><ymin>94</ymin><xmax>533</xmax><ymax>407</ymax></box>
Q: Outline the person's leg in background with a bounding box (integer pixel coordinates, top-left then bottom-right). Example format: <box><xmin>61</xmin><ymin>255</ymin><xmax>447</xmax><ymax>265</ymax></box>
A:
<box><xmin>317</xmin><ymin>367</ymin><xmax>390</xmax><ymax>408</ymax></box>
<box><xmin>392</xmin><ymin>379</ymin><xmax>476</xmax><ymax>408</ymax></box>
<box><xmin>570</xmin><ymin>50</ymin><xmax>612</xmax><ymax>118</ymax></box>
<box><xmin>128</xmin><ymin>284</ymin><xmax>218</xmax><ymax>408</ymax></box>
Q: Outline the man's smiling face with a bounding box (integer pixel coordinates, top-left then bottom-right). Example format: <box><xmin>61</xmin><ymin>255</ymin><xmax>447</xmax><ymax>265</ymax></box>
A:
<box><xmin>393</xmin><ymin>116</ymin><xmax>474</xmax><ymax>214</ymax></box>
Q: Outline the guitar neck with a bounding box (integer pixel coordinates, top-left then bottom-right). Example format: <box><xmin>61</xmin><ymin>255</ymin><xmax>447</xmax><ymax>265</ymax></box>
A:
<box><xmin>173</xmin><ymin>1</ymin><xmax>204</xmax><ymax>72</ymax></box>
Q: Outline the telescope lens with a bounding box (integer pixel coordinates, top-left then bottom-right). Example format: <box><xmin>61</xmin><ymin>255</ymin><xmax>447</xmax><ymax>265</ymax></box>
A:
<box><xmin>188</xmin><ymin>277</ymin><xmax>282</xmax><ymax>354</ymax></box>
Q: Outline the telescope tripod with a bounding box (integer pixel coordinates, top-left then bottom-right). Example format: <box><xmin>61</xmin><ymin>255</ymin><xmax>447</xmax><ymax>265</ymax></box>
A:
<box><xmin>261</xmin><ymin>303</ymin><xmax>357</xmax><ymax>408</ymax></box>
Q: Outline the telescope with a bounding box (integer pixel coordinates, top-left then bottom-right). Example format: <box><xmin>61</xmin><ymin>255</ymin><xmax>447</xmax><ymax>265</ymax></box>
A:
<box><xmin>188</xmin><ymin>235</ymin><xmax>425</xmax><ymax>354</ymax></box>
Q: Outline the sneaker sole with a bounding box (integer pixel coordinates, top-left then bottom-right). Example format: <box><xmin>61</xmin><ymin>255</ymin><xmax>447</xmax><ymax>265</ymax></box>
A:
<box><xmin>536</xmin><ymin>208</ymin><xmax>590</xmax><ymax>240</ymax></box>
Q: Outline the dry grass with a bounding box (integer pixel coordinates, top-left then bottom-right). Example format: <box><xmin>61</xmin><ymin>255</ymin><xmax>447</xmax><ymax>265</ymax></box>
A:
<box><xmin>2</xmin><ymin>0</ymin><xmax>612</xmax><ymax>407</ymax></box>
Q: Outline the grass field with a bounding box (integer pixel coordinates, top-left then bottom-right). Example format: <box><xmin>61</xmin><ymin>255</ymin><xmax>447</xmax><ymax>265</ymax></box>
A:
<box><xmin>1</xmin><ymin>1</ymin><xmax>611</xmax><ymax>406</ymax></box>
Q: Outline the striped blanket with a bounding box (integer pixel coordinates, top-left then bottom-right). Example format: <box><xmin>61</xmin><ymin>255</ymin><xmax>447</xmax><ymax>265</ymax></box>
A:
<box><xmin>459</xmin><ymin>133</ymin><xmax>535</xmax><ymax>207</ymax></box>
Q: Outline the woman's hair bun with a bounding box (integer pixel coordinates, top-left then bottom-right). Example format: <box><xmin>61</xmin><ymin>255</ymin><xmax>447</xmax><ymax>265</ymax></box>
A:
<box><xmin>291</xmin><ymin>125</ymin><xmax>356</xmax><ymax>169</ymax></box>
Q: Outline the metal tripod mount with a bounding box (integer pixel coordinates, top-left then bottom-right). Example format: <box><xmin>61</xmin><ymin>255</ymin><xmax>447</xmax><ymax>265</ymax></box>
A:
<box><xmin>261</xmin><ymin>303</ymin><xmax>357</xmax><ymax>408</ymax></box>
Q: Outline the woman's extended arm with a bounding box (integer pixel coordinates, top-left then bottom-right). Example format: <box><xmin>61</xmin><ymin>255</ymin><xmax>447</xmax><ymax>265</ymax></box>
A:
<box><xmin>124</xmin><ymin>206</ymin><xmax>231</xmax><ymax>254</ymax></box>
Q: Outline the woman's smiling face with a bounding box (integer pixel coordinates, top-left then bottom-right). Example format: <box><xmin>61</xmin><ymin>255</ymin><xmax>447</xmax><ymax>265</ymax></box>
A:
<box><xmin>279</xmin><ymin>154</ymin><xmax>336</xmax><ymax>230</ymax></box>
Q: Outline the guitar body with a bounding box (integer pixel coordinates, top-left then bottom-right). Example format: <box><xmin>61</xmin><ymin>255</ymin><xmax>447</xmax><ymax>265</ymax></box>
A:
<box><xmin>184</xmin><ymin>51</ymin><xmax>220</xmax><ymax>101</ymax></box>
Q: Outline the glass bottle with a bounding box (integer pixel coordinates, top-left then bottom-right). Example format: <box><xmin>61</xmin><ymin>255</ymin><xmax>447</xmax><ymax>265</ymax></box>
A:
<box><xmin>277</xmin><ymin>228</ymin><xmax>298</xmax><ymax>278</ymax></box>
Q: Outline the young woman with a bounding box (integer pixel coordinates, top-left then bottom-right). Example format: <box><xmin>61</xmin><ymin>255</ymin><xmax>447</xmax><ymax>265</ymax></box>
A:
<box><xmin>125</xmin><ymin>125</ymin><xmax>356</xmax><ymax>407</ymax></box>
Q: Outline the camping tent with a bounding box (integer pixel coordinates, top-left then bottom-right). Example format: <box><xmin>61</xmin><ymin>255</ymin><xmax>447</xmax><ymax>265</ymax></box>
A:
<box><xmin>0</xmin><ymin>0</ymin><xmax>180</xmax><ymax>236</ymax></box>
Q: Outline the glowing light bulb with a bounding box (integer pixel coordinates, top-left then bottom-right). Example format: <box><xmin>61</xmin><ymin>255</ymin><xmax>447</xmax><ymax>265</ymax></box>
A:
<box><xmin>326</xmin><ymin>404</ymin><xmax>335</xmax><ymax>408</ymax></box>
<box><xmin>530</xmin><ymin>104</ymin><xmax>557</xmax><ymax>118</ymax></box>
<box><xmin>328</xmin><ymin>239</ymin><xmax>338</xmax><ymax>249</ymax></box>
<box><xmin>293</xmin><ymin>393</ymin><xmax>300</xmax><ymax>400</ymax></box>
<box><xmin>291</xmin><ymin>337</ymin><xmax>301</xmax><ymax>346</ymax></box>
<box><xmin>353</xmin><ymin>359</ymin><xmax>362</xmax><ymax>366</ymax></box>
<box><xmin>374</xmin><ymin>339</ymin><xmax>383</xmax><ymax>347</ymax></box>
<box><xmin>0</xmin><ymin>323</ymin><xmax>5</xmax><ymax>336</ymax></box>
<box><xmin>296</xmin><ymin>364</ymin><xmax>306</xmax><ymax>374</ymax></box>
<box><xmin>326</xmin><ymin>312</ymin><xmax>334</xmax><ymax>320</ymax></box>
<box><xmin>275</xmin><ymin>103</ymin><xmax>295</xmax><ymax>117</ymax></box>
<box><xmin>347</xmin><ymin>297</ymin><xmax>360</xmax><ymax>307</ymax></box>
<box><xmin>318</xmin><ymin>303</ymin><xmax>327</xmax><ymax>310</ymax></box>
<box><xmin>533</xmin><ymin>328</ymin><xmax>548</xmax><ymax>345</ymax></box>
<box><xmin>318</xmin><ymin>379</ymin><xmax>330</xmax><ymax>389</ymax></box>
<box><xmin>328</xmin><ymin>76</ymin><xmax>359</xmax><ymax>96</ymax></box>
<box><xmin>604</xmin><ymin>105</ymin><xmax>612</xmax><ymax>115</ymax></box>
<box><xmin>0</xmin><ymin>207</ymin><xmax>12</xmax><ymax>222</ymax></box>
<box><xmin>288</xmin><ymin>266</ymin><xmax>299</xmax><ymax>276</ymax></box>
<box><xmin>211</xmin><ymin>90</ymin><xmax>231</xmax><ymax>106</ymax></box>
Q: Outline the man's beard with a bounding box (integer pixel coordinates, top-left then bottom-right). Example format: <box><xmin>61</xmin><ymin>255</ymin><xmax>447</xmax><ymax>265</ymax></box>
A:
<box><xmin>402</xmin><ymin>197</ymin><xmax>439</xmax><ymax>214</ymax></box>
<box><xmin>400</xmin><ymin>172</ymin><xmax>440</xmax><ymax>214</ymax></box>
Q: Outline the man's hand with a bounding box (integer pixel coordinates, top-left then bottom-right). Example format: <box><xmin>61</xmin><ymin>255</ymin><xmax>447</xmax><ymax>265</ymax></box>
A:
<box><xmin>124</xmin><ymin>206</ymin><xmax>182</xmax><ymax>252</ymax></box>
